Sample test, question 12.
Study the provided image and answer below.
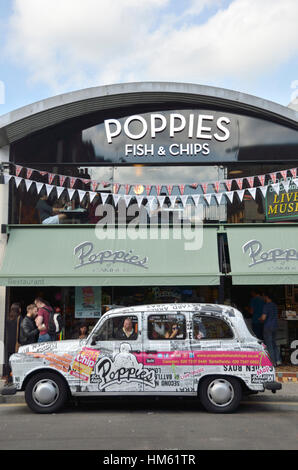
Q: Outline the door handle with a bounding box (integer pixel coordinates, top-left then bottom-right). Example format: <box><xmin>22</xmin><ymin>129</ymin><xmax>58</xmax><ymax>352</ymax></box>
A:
<box><xmin>145</xmin><ymin>350</ymin><xmax>157</xmax><ymax>354</ymax></box>
<box><xmin>131</xmin><ymin>350</ymin><xmax>141</xmax><ymax>354</ymax></box>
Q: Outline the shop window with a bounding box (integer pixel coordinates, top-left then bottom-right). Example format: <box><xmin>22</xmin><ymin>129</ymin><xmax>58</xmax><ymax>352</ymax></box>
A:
<box><xmin>148</xmin><ymin>314</ymin><xmax>186</xmax><ymax>340</ymax></box>
<box><xmin>94</xmin><ymin>315</ymin><xmax>138</xmax><ymax>341</ymax></box>
<box><xmin>193</xmin><ymin>315</ymin><xmax>233</xmax><ymax>340</ymax></box>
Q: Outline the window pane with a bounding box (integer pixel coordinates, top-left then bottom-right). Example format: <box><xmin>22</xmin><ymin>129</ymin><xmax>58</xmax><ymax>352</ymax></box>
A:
<box><xmin>193</xmin><ymin>315</ymin><xmax>233</xmax><ymax>340</ymax></box>
<box><xmin>148</xmin><ymin>313</ymin><xmax>186</xmax><ymax>340</ymax></box>
<box><xmin>96</xmin><ymin>315</ymin><xmax>138</xmax><ymax>341</ymax></box>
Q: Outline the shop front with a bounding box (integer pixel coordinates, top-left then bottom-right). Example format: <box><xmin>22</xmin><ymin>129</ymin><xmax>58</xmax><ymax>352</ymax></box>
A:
<box><xmin>0</xmin><ymin>82</ymin><xmax>298</xmax><ymax>367</ymax></box>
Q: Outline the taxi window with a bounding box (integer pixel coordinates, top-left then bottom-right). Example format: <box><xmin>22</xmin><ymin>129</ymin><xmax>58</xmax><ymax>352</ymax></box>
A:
<box><xmin>193</xmin><ymin>315</ymin><xmax>233</xmax><ymax>340</ymax></box>
<box><xmin>148</xmin><ymin>313</ymin><xmax>186</xmax><ymax>340</ymax></box>
<box><xmin>95</xmin><ymin>315</ymin><xmax>138</xmax><ymax>341</ymax></box>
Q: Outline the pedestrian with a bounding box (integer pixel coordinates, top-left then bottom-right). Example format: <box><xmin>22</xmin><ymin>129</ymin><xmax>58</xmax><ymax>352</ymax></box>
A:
<box><xmin>249</xmin><ymin>289</ymin><xmax>265</xmax><ymax>340</ymax></box>
<box><xmin>72</xmin><ymin>322</ymin><xmax>89</xmax><ymax>340</ymax></box>
<box><xmin>19</xmin><ymin>304</ymin><xmax>39</xmax><ymax>346</ymax></box>
<box><xmin>34</xmin><ymin>297</ymin><xmax>55</xmax><ymax>342</ymax></box>
<box><xmin>3</xmin><ymin>303</ymin><xmax>22</xmax><ymax>384</ymax></box>
<box><xmin>261</xmin><ymin>292</ymin><xmax>282</xmax><ymax>366</ymax></box>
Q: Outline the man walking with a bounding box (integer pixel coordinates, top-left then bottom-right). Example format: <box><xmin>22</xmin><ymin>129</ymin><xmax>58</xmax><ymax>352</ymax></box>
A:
<box><xmin>19</xmin><ymin>304</ymin><xmax>39</xmax><ymax>345</ymax></box>
<box><xmin>249</xmin><ymin>289</ymin><xmax>265</xmax><ymax>340</ymax></box>
<box><xmin>261</xmin><ymin>292</ymin><xmax>282</xmax><ymax>366</ymax></box>
<box><xmin>34</xmin><ymin>298</ymin><xmax>55</xmax><ymax>342</ymax></box>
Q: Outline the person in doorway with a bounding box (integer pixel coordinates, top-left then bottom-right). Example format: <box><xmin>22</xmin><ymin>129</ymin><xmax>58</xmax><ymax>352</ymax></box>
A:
<box><xmin>36</xmin><ymin>194</ymin><xmax>68</xmax><ymax>225</ymax></box>
<box><xmin>19</xmin><ymin>304</ymin><xmax>39</xmax><ymax>346</ymax></box>
<box><xmin>249</xmin><ymin>289</ymin><xmax>265</xmax><ymax>340</ymax></box>
<box><xmin>3</xmin><ymin>303</ymin><xmax>22</xmax><ymax>384</ymax></box>
<box><xmin>34</xmin><ymin>297</ymin><xmax>55</xmax><ymax>342</ymax></box>
<box><xmin>116</xmin><ymin>318</ymin><xmax>137</xmax><ymax>340</ymax></box>
<box><xmin>261</xmin><ymin>292</ymin><xmax>282</xmax><ymax>366</ymax></box>
<box><xmin>72</xmin><ymin>321</ymin><xmax>89</xmax><ymax>340</ymax></box>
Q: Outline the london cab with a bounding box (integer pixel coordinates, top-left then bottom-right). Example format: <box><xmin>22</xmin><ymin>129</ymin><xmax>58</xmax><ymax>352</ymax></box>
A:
<box><xmin>5</xmin><ymin>304</ymin><xmax>281</xmax><ymax>413</ymax></box>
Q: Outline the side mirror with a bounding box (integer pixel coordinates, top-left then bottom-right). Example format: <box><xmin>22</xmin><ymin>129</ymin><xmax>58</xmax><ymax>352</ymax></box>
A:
<box><xmin>91</xmin><ymin>335</ymin><xmax>98</xmax><ymax>346</ymax></box>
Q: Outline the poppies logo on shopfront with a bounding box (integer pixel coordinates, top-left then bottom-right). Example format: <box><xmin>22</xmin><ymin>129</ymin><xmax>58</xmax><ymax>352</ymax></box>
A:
<box><xmin>74</xmin><ymin>241</ymin><xmax>149</xmax><ymax>270</ymax></box>
<box><xmin>242</xmin><ymin>239</ymin><xmax>298</xmax><ymax>267</ymax></box>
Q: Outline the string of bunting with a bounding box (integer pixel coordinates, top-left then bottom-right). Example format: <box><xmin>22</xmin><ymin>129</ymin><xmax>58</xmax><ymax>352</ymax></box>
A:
<box><xmin>3</xmin><ymin>172</ymin><xmax>298</xmax><ymax>208</ymax></box>
<box><xmin>10</xmin><ymin>163</ymin><xmax>298</xmax><ymax>196</ymax></box>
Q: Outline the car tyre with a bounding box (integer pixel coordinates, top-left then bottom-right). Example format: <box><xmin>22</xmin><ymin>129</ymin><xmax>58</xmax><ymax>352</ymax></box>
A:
<box><xmin>25</xmin><ymin>371</ymin><xmax>69</xmax><ymax>414</ymax></box>
<box><xmin>199</xmin><ymin>376</ymin><xmax>242</xmax><ymax>413</ymax></box>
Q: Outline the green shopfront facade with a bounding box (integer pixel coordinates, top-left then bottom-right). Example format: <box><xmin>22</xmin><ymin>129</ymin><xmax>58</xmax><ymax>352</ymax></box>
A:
<box><xmin>0</xmin><ymin>82</ymin><xmax>298</xmax><ymax>350</ymax></box>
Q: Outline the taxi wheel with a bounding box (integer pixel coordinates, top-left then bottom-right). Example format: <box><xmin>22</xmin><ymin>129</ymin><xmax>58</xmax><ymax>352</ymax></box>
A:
<box><xmin>199</xmin><ymin>376</ymin><xmax>242</xmax><ymax>413</ymax></box>
<box><xmin>25</xmin><ymin>372</ymin><xmax>69</xmax><ymax>414</ymax></box>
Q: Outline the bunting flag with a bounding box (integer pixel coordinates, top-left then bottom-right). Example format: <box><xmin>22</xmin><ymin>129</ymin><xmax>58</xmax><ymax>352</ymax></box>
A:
<box><xmin>45</xmin><ymin>184</ymin><xmax>54</xmax><ymax>196</ymax></box>
<box><xmin>179</xmin><ymin>184</ymin><xmax>185</xmax><ymax>195</ymax></box>
<box><xmin>125</xmin><ymin>184</ymin><xmax>131</xmax><ymax>195</ymax></box>
<box><xmin>39</xmin><ymin>171</ymin><xmax>48</xmax><ymax>177</ymax></box>
<box><xmin>112</xmin><ymin>183</ymin><xmax>119</xmax><ymax>194</ymax></box>
<box><xmin>15</xmin><ymin>176</ymin><xmax>23</xmax><ymax>188</ymax></box>
<box><xmin>192</xmin><ymin>195</ymin><xmax>200</xmax><ymax>206</ymax></box>
<box><xmin>147</xmin><ymin>196</ymin><xmax>156</xmax><ymax>210</ymax></box>
<box><xmin>26</xmin><ymin>168</ymin><xmax>33</xmax><ymax>179</ymax></box>
<box><xmin>290</xmin><ymin>168</ymin><xmax>297</xmax><ymax>179</ymax></box>
<box><xmin>215</xmin><ymin>192</ymin><xmax>224</xmax><ymax>205</ymax></box>
<box><xmin>69</xmin><ymin>177</ymin><xmax>77</xmax><ymax>189</ymax></box>
<box><xmin>260</xmin><ymin>186</ymin><xmax>268</xmax><ymax>198</ymax></box>
<box><xmin>271</xmin><ymin>182</ymin><xmax>280</xmax><ymax>195</ymax></box>
<box><xmin>123</xmin><ymin>195</ymin><xmax>132</xmax><ymax>207</ymax></box>
<box><xmin>214</xmin><ymin>181</ymin><xmax>220</xmax><ymax>193</ymax></box>
<box><xmin>280</xmin><ymin>170</ymin><xmax>288</xmax><ymax>180</ymax></box>
<box><xmin>169</xmin><ymin>196</ymin><xmax>177</xmax><ymax>208</ymax></box>
<box><xmin>292</xmin><ymin>178</ymin><xmax>298</xmax><ymax>188</ymax></box>
<box><xmin>167</xmin><ymin>185</ymin><xmax>173</xmax><ymax>196</ymax></box>
<box><xmin>3</xmin><ymin>174</ymin><xmax>12</xmax><ymax>184</ymax></box>
<box><xmin>258</xmin><ymin>175</ymin><xmax>265</xmax><ymax>186</ymax></box>
<box><xmin>201</xmin><ymin>183</ymin><xmax>208</xmax><ymax>194</ymax></box>
<box><xmin>90</xmin><ymin>180</ymin><xmax>98</xmax><ymax>192</ymax></box>
<box><xmin>156</xmin><ymin>185</ymin><xmax>162</xmax><ymax>196</ymax></box>
<box><xmin>89</xmin><ymin>192</ymin><xmax>98</xmax><ymax>203</ymax></box>
<box><xmin>270</xmin><ymin>173</ymin><xmax>277</xmax><ymax>184</ymax></box>
<box><xmin>225</xmin><ymin>191</ymin><xmax>234</xmax><ymax>203</ymax></box>
<box><xmin>35</xmin><ymin>182</ymin><xmax>44</xmax><ymax>194</ymax></box>
<box><xmin>204</xmin><ymin>194</ymin><xmax>212</xmax><ymax>205</ymax></box>
<box><xmin>248</xmin><ymin>187</ymin><xmax>257</xmax><ymax>199</ymax></box>
<box><xmin>48</xmin><ymin>173</ymin><xmax>55</xmax><ymax>184</ymax></box>
<box><xmin>236</xmin><ymin>178</ymin><xmax>243</xmax><ymax>190</ymax></box>
<box><xmin>136</xmin><ymin>196</ymin><xmax>144</xmax><ymax>208</ymax></box>
<box><xmin>112</xmin><ymin>194</ymin><xmax>122</xmax><ymax>207</ymax></box>
<box><xmin>83</xmin><ymin>179</ymin><xmax>91</xmax><ymax>185</ymax></box>
<box><xmin>67</xmin><ymin>188</ymin><xmax>76</xmax><ymax>200</ymax></box>
<box><xmin>145</xmin><ymin>185</ymin><xmax>151</xmax><ymax>196</ymax></box>
<box><xmin>77</xmin><ymin>190</ymin><xmax>86</xmax><ymax>203</ymax></box>
<box><xmin>101</xmin><ymin>193</ymin><xmax>109</xmax><ymax>205</ymax></box>
<box><xmin>282</xmin><ymin>180</ymin><xmax>291</xmax><ymax>193</ymax></box>
<box><xmin>190</xmin><ymin>183</ymin><xmax>198</xmax><ymax>189</ymax></box>
<box><xmin>25</xmin><ymin>180</ymin><xmax>34</xmax><ymax>191</ymax></box>
<box><xmin>246</xmin><ymin>176</ymin><xmax>254</xmax><ymax>188</ymax></box>
<box><xmin>157</xmin><ymin>196</ymin><xmax>165</xmax><ymax>208</ymax></box>
<box><xmin>237</xmin><ymin>189</ymin><xmax>245</xmax><ymax>202</ymax></box>
<box><xmin>15</xmin><ymin>165</ymin><xmax>23</xmax><ymax>177</ymax></box>
<box><xmin>56</xmin><ymin>186</ymin><xmax>65</xmax><ymax>199</ymax></box>
<box><xmin>224</xmin><ymin>180</ymin><xmax>232</xmax><ymax>191</ymax></box>
<box><xmin>180</xmin><ymin>195</ymin><xmax>188</xmax><ymax>207</ymax></box>
<box><xmin>59</xmin><ymin>175</ymin><xmax>67</xmax><ymax>186</ymax></box>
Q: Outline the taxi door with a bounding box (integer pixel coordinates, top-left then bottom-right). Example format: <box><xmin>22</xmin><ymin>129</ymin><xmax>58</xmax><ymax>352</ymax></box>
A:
<box><xmin>72</xmin><ymin>312</ymin><xmax>146</xmax><ymax>393</ymax></box>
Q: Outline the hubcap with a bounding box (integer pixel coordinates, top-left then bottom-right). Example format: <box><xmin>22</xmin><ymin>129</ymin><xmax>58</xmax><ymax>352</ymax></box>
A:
<box><xmin>207</xmin><ymin>379</ymin><xmax>234</xmax><ymax>407</ymax></box>
<box><xmin>32</xmin><ymin>379</ymin><xmax>59</xmax><ymax>407</ymax></box>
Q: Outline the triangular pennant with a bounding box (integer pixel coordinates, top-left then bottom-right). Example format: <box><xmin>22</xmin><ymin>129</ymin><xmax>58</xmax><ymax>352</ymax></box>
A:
<box><xmin>192</xmin><ymin>195</ymin><xmax>201</xmax><ymax>206</ymax></box>
<box><xmin>215</xmin><ymin>192</ymin><xmax>224</xmax><ymax>205</ymax></box>
<box><xmin>201</xmin><ymin>183</ymin><xmax>208</xmax><ymax>194</ymax></box>
<box><xmin>45</xmin><ymin>184</ymin><xmax>55</xmax><ymax>196</ymax></box>
<box><xmin>271</xmin><ymin>183</ymin><xmax>280</xmax><ymax>195</ymax></box>
<box><xmin>145</xmin><ymin>185</ymin><xmax>151</xmax><ymax>196</ymax></box>
<box><xmin>270</xmin><ymin>173</ymin><xmax>277</xmax><ymax>184</ymax></box>
<box><xmin>25</xmin><ymin>179</ymin><xmax>34</xmax><ymax>191</ymax></box>
<box><xmin>89</xmin><ymin>192</ymin><xmax>98</xmax><ymax>203</ymax></box>
<box><xmin>248</xmin><ymin>187</ymin><xmax>257</xmax><ymax>199</ymax></box>
<box><xmin>15</xmin><ymin>165</ymin><xmax>23</xmax><ymax>177</ymax></box>
<box><xmin>39</xmin><ymin>171</ymin><xmax>48</xmax><ymax>177</ymax></box>
<box><xmin>225</xmin><ymin>191</ymin><xmax>234</xmax><ymax>203</ymax></box>
<box><xmin>190</xmin><ymin>183</ymin><xmax>198</xmax><ymax>189</ymax></box>
<box><xmin>292</xmin><ymin>178</ymin><xmax>298</xmax><ymax>188</ymax></box>
<box><xmin>67</xmin><ymin>188</ymin><xmax>76</xmax><ymax>200</ymax></box>
<box><xmin>91</xmin><ymin>180</ymin><xmax>98</xmax><ymax>192</ymax></box>
<box><xmin>246</xmin><ymin>177</ymin><xmax>254</xmax><ymax>188</ymax></box>
<box><xmin>124</xmin><ymin>195</ymin><xmax>132</xmax><ymax>207</ymax></box>
<box><xmin>155</xmin><ymin>185</ymin><xmax>162</xmax><ymax>196</ymax></box>
<box><xmin>35</xmin><ymin>182</ymin><xmax>44</xmax><ymax>194</ymax></box>
<box><xmin>59</xmin><ymin>175</ymin><xmax>67</xmax><ymax>186</ymax></box>
<box><xmin>26</xmin><ymin>168</ymin><xmax>33</xmax><ymax>179</ymax></box>
<box><xmin>224</xmin><ymin>180</ymin><xmax>232</xmax><ymax>191</ymax></box>
<box><xmin>167</xmin><ymin>185</ymin><xmax>173</xmax><ymax>196</ymax></box>
<box><xmin>113</xmin><ymin>194</ymin><xmax>122</xmax><ymax>206</ymax></box>
<box><xmin>102</xmin><ymin>181</ymin><xmax>110</xmax><ymax>188</ymax></box>
<box><xmin>48</xmin><ymin>173</ymin><xmax>55</xmax><ymax>185</ymax></box>
<box><xmin>204</xmin><ymin>194</ymin><xmax>212</xmax><ymax>205</ymax></box>
<box><xmin>214</xmin><ymin>181</ymin><xmax>220</xmax><ymax>193</ymax></box>
<box><xmin>56</xmin><ymin>186</ymin><xmax>65</xmax><ymax>199</ymax></box>
<box><xmin>3</xmin><ymin>174</ymin><xmax>12</xmax><ymax>184</ymax></box>
<box><xmin>282</xmin><ymin>180</ymin><xmax>291</xmax><ymax>193</ymax></box>
<box><xmin>258</xmin><ymin>175</ymin><xmax>265</xmax><ymax>186</ymax></box>
<box><xmin>290</xmin><ymin>168</ymin><xmax>297</xmax><ymax>179</ymax></box>
<box><xmin>147</xmin><ymin>196</ymin><xmax>156</xmax><ymax>210</ymax></box>
<box><xmin>69</xmin><ymin>177</ymin><xmax>77</xmax><ymax>189</ymax></box>
<box><xmin>136</xmin><ymin>196</ymin><xmax>144</xmax><ymax>208</ymax></box>
<box><xmin>260</xmin><ymin>186</ymin><xmax>268</xmax><ymax>198</ymax></box>
<box><xmin>280</xmin><ymin>170</ymin><xmax>288</xmax><ymax>180</ymax></box>
<box><xmin>78</xmin><ymin>190</ymin><xmax>86</xmax><ymax>202</ymax></box>
<box><xmin>101</xmin><ymin>193</ymin><xmax>109</xmax><ymax>205</ymax></box>
<box><xmin>15</xmin><ymin>176</ymin><xmax>23</xmax><ymax>188</ymax></box>
<box><xmin>82</xmin><ymin>179</ymin><xmax>91</xmax><ymax>186</ymax></box>
<box><xmin>237</xmin><ymin>189</ymin><xmax>245</xmax><ymax>202</ymax></box>
<box><xmin>180</xmin><ymin>195</ymin><xmax>189</xmax><ymax>207</ymax></box>
<box><xmin>169</xmin><ymin>196</ymin><xmax>177</xmax><ymax>208</ymax></box>
<box><xmin>236</xmin><ymin>178</ymin><xmax>243</xmax><ymax>190</ymax></box>
<box><xmin>179</xmin><ymin>184</ymin><xmax>185</xmax><ymax>196</ymax></box>
<box><xmin>125</xmin><ymin>184</ymin><xmax>131</xmax><ymax>195</ymax></box>
<box><xmin>157</xmin><ymin>196</ymin><xmax>165</xmax><ymax>208</ymax></box>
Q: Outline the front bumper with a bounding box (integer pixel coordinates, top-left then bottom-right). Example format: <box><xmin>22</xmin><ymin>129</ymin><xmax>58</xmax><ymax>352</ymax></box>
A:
<box><xmin>264</xmin><ymin>381</ymin><xmax>282</xmax><ymax>393</ymax></box>
<box><xmin>1</xmin><ymin>385</ymin><xmax>17</xmax><ymax>396</ymax></box>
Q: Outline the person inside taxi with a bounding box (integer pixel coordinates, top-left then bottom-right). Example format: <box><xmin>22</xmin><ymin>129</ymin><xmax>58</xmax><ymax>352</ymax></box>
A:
<box><xmin>116</xmin><ymin>318</ymin><xmax>137</xmax><ymax>340</ymax></box>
